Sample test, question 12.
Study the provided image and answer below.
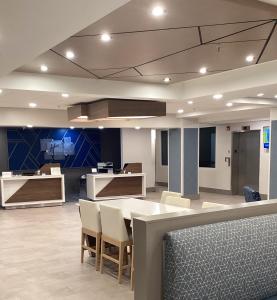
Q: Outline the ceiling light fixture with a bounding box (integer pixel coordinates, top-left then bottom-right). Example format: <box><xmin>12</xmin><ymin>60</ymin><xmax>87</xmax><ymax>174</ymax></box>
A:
<box><xmin>66</xmin><ymin>50</ymin><xmax>75</xmax><ymax>59</ymax></box>
<box><xmin>26</xmin><ymin>125</ymin><xmax>33</xmax><ymax>128</ymax></box>
<box><xmin>29</xmin><ymin>103</ymin><xmax>37</xmax><ymax>108</ymax></box>
<box><xmin>164</xmin><ymin>77</ymin><xmax>171</xmax><ymax>83</ymax></box>
<box><xmin>213</xmin><ymin>94</ymin><xmax>223</xmax><ymax>100</ymax></box>
<box><xmin>257</xmin><ymin>93</ymin><xmax>264</xmax><ymax>97</ymax></box>
<box><xmin>188</xmin><ymin>101</ymin><xmax>194</xmax><ymax>105</ymax></box>
<box><xmin>246</xmin><ymin>54</ymin><xmax>255</xmax><ymax>62</ymax></box>
<box><xmin>0</xmin><ymin>89</ymin><xmax>3</xmax><ymax>94</ymax></box>
<box><xmin>62</xmin><ymin>93</ymin><xmax>69</xmax><ymax>98</ymax></box>
<box><xmin>226</xmin><ymin>102</ymin><xmax>233</xmax><ymax>107</ymax></box>
<box><xmin>152</xmin><ymin>6</ymin><xmax>165</xmax><ymax>17</ymax></box>
<box><xmin>40</xmin><ymin>64</ymin><xmax>48</xmax><ymax>72</ymax></box>
<box><xmin>199</xmin><ymin>67</ymin><xmax>207</xmax><ymax>74</ymax></box>
<box><xmin>135</xmin><ymin>126</ymin><xmax>141</xmax><ymax>130</ymax></box>
<box><xmin>177</xmin><ymin>109</ymin><xmax>184</xmax><ymax>114</ymax></box>
<box><xmin>275</xmin><ymin>95</ymin><xmax>277</xmax><ymax>99</ymax></box>
<box><xmin>77</xmin><ymin>116</ymin><xmax>88</xmax><ymax>119</ymax></box>
<box><xmin>100</xmin><ymin>33</ymin><xmax>111</xmax><ymax>42</ymax></box>
<box><xmin>70</xmin><ymin>126</ymin><xmax>75</xmax><ymax>130</ymax></box>
<box><xmin>98</xmin><ymin>125</ymin><xmax>104</xmax><ymax>130</ymax></box>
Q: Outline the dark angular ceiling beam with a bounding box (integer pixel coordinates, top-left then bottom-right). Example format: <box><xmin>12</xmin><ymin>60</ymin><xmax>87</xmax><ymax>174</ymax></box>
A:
<box><xmin>256</xmin><ymin>20</ymin><xmax>277</xmax><ymax>63</ymax></box>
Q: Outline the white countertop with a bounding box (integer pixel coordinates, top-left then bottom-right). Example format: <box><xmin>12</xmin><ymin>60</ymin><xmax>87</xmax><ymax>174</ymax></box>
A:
<box><xmin>87</xmin><ymin>173</ymin><xmax>145</xmax><ymax>178</ymax></box>
<box><xmin>99</xmin><ymin>198</ymin><xmax>193</xmax><ymax>220</ymax></box>
<box><xmin>0</xmin><ymin>174</ymin><xmax>64</xmax><ymax>181</ymax></box>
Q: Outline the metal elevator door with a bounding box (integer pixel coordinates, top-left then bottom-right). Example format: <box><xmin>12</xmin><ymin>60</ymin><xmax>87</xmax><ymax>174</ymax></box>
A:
<box><xmin>232</xmin><ymin>130</ymin><xmax>260</xmax><ymax>195</ymax></box>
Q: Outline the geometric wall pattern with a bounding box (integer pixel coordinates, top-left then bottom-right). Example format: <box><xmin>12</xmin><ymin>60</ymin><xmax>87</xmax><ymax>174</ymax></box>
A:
<box><xmin>7</xmin><ymin>128</ymin><xmax>101</xmax><ymax>170</ymax></box>
<box><xmin>164</xmin><ymin>214</ymin><xmax>277</xmax><ymax>300</ymax></box>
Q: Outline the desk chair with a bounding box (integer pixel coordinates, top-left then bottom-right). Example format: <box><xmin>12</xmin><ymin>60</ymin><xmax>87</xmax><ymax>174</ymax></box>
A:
<box><xmin>243</xmin><ymin>186</ymin><xmax>261</xmax><ymax>202</ymax></box>
<box><xmin>79</xmin><ymin>199</ymin><xmax>102</xmax><ymax>270</ymax></box>
<box><xmin>100</xmin><ymin>205</ymin><xmax>133</xmax><ymax>284</ymax></box>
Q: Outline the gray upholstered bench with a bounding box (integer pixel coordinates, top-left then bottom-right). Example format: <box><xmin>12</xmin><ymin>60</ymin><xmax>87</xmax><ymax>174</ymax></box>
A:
<box><xmin>164</xmin><ymin>214</ymin><xmax>277</xmax><ymax>300</ymax></box>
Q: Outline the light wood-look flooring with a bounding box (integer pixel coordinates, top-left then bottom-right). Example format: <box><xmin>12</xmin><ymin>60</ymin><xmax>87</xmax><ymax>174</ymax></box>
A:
<box><xmin>0</xmin><ymin>190</ymin><xmax>244</xmax><ymax>300</ymax></box>
<box><xmin>0</xmin><ymin>204</ymin><xmax>134</xmax><ymax>300</ymax></box>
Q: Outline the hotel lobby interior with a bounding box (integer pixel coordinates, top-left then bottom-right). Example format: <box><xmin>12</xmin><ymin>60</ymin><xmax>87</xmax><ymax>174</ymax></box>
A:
<box><xmin>1</xmin><ymin>0</ymin><xmax>277</xmax><ymax>299</ymax></box>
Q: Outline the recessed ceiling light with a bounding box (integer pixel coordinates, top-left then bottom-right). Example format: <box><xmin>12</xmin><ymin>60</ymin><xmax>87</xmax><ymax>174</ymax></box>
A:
<box><xmin>177</xmin><ymin>109</ymin><xmax>184</xmax><ymax>114</ymax></box>
<box><xmin>188</xmin><ymin>101</ymin><xmax>194</xmax><ymax>105</ymax></box>
<box><xmin>164</xmin><ymin>77</ymin><xmax>171</xmax><ymax>83</ymax></box>
<box><xmin>246</xmin><ymin>54</ymin><xmax>255</xmax><ymax>62</ymax></box>
<box><xmin>77</xmin><ymin>116</ymin><xmax>88</xmax><ymax>119</ymax></box>
<box><xmin>275</xmin><ymin>95</ymin><xmax>277</xmax><ymax>99</ymax></box>
<box><xmin>61</xmin><ymin>93</ymin><xmax>69</xmax><ymax>98</ymax></box>
<box><xmin>100</xmin><ymin>33</ymin><xmax>111</xmax><ymax>42</ymax></box>
<box><xmin>98</xmin><ymin>125</ymin><xmax>104</xmax><ymax>130</ymax></box>
<box><xmin>70</xmin><ymin>126</ymin><xmax>75</xmax><ymax>130</ymax></box>
<box><xmin>199</xmin><ymin>67</ymin><xmax>207</xmax><ymax>74</ymax></box>
<box><xmin>226</xmin><ymin>102</ymin><xmax>233</xmax><ymax>107</ymax></box>
<box><xmin>40</xmin><ymin>64</ymin><xmax>48</xmax><ymax>72</ymax></box>
<box><xmin>0</xmin><ymin>89</ymin><xmax>3</xmax><ymax>94</ymax></box>
<box><xmin>152</xmin><ymin>6</ymin><xmax>165</xmax><ymax>17</ymax></box>
<box><xmin>135</xmin><ymin>126</ymin><xmax>141</xmax><ymax>130</ymax></box>
<box><xmin>213</xmin><ymin>94</ymin><xmax>223</xmax><ymax>100</ymax></box>
<box><xmin>29</xmin><ymin>103</ymin><xmax>37</xmax><ymax>108</ymax></box>
<box><xmin>257</xmin><ymin>93</ymin><xmax>264</xmax><ymax>97</ymax></box>
<box><xmin>26</xmin><ymin>125</ymin><xmax>33</xmax><ymax>128</ymax></box>
<box><xmin>66</xmin><ymin>50</ymin><xmax>75</xmax><ymax>59</ymax></box>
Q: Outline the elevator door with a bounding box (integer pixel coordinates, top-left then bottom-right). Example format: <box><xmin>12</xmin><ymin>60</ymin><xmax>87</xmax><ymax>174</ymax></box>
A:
<box><xmin>232</xmin><ymin>131</ymin><xmax>260</xmax><ymax>195</ymax></box>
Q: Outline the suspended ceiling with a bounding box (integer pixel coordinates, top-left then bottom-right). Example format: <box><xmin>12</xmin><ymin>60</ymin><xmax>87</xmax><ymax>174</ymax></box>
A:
<box><xmin>17</xmin><ymin>0</ymin><xmax>277</xmax><ymax>84</ymax></box>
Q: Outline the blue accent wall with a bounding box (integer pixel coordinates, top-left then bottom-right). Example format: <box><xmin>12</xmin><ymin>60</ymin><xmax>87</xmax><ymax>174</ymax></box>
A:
<box><xmin>7</xmin><ymin>128</ymin><xmax>103</xmax><ymax>170</ymax></box>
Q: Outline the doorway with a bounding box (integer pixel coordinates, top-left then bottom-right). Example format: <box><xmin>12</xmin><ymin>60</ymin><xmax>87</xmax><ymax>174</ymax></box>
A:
<box><xmin>231</xmin><ymin>130</ymin><xmax>260</xmax><ymax>195</ymax></box>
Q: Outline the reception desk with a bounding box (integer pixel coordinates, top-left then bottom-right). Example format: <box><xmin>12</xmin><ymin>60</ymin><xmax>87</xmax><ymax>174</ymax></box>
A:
<box><xmin>86</xmin><ymin>173</ymin><xmax>146</xmax><ymax>201</ymax></box>
<box><xmin>0</xmin><ymin>175</ymin><xmax>65</xmax><ymax>208</ymax></box>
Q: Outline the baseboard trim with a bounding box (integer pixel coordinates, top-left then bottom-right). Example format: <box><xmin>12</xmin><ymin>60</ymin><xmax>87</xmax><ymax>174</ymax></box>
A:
<box><xmin>183</xmin><ymin>193</ymin><xmax>200</xmax><ymax>200</ymax></box>
<box><xmin>155</xmin><ymin>182</ymin><xmax>168</xmax><ymax>187</ymax></box>
<box><xmin>147</xmin><ymin>187</ymin><xmax>156</xmax><ymax>192</ymax></box>
<box><xmin>199</xmin><ymin>187</ymin><xmax>232</xmax><ymax>195</ymax></box>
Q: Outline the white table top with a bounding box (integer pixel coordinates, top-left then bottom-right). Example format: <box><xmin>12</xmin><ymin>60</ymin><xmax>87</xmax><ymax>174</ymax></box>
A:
<box><xmin>87</xmin><ymin>173</ymin><xmax>145</xmax><ymax>178</ymax></box>
<box><xmin>99</xmin><ymin>198</ymin><xmax>193</xmax><ymax>220</ymax></box>
<box><xmin>0</xmin><ymin>174</ymin><xmax>64</xmax><ymax>181</ymax></box>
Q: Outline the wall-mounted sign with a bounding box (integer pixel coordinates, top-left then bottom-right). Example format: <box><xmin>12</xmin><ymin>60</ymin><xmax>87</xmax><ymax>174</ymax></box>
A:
<box><xmin>263</xmin><ymin>126</ymin><xmax>270</xmax><ymax>149</ymax></box>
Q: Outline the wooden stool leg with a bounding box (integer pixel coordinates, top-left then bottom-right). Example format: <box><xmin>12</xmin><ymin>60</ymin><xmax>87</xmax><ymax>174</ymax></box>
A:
<box><xmin>95</xmin><ymin>233</ymin><xmax>101</xmax><ymax>271</ymax></box>
<box><xmin>118</xmin><ymin>242</ymin><xmax>124</xmax><ymax>284</ymax></box>
<box><xmin>81</xmin><ymin>230</ymin><xmax>85</xmax><ymax>263</ymax></box>
<box><xmin>131</xmin><ymin>245</ymin><xmax>134</xmax><ymax>290</ymax></box>
<box><xmin>100</xmin><ymin>238</ymin><xmax>105</xmax><ymax>274</ymax></box>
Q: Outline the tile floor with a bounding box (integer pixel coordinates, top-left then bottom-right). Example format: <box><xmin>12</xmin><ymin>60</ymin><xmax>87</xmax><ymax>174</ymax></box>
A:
<box><xmin>0</xmin><ymin>191</ymin><xmax>244</xmax><ymax>300</ymax></box>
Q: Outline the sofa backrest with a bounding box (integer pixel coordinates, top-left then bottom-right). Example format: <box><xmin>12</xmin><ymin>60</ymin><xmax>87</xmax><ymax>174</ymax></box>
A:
<box><xmin>164</xmin><ymin>213</ymin><xmax>277</xmax><ymax>300</ymax></box>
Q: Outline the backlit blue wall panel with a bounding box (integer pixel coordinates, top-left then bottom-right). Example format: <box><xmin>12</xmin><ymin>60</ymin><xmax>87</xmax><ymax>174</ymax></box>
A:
<box><xmin>7</xmin><ymin>128</ymin><xmax>101</xmax><ymax>170</ymax></box>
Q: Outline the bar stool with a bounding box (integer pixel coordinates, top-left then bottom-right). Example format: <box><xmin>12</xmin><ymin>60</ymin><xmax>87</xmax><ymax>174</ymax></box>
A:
<box><xmin>79</xmin><ymin>199</ymin><xmax>102</xmax><ymax>270</ymax></box>
<box><xmin>100</xmin><ymin>205</ymin><xmax>133</xmax><ymax>284</ymax></box>
<box><xmin>164</xmin><ymin>195</ymin><xmax>191</xmax><ymax>208</ymax></box>
<box><xmin>160</xmin><ymin>191</ymin><xmax>181</xmax><ymax>203</ymax></box>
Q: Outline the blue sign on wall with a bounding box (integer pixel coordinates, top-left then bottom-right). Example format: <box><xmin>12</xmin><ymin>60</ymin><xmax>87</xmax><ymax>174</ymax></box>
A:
<box><xmin>7</xmin><ymin>128</ymin><xmax>101</xmax><ymax>170</ymax></box>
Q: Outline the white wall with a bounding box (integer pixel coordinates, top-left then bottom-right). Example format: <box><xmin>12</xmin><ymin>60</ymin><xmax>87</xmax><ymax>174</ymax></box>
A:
<box><xmin>155</xmin><ymin>129</ymin><xmax>168</xmax><ymax>184</ymax></box>
<box><xmin>199</xmin><ymin>120</ymin><xmax>270</xmax><ymax>195</ymax></box>
<box><xmin>121</xmin><ymin>128</ymin><xmax>155</xmax><ymax>188</ymax></box>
